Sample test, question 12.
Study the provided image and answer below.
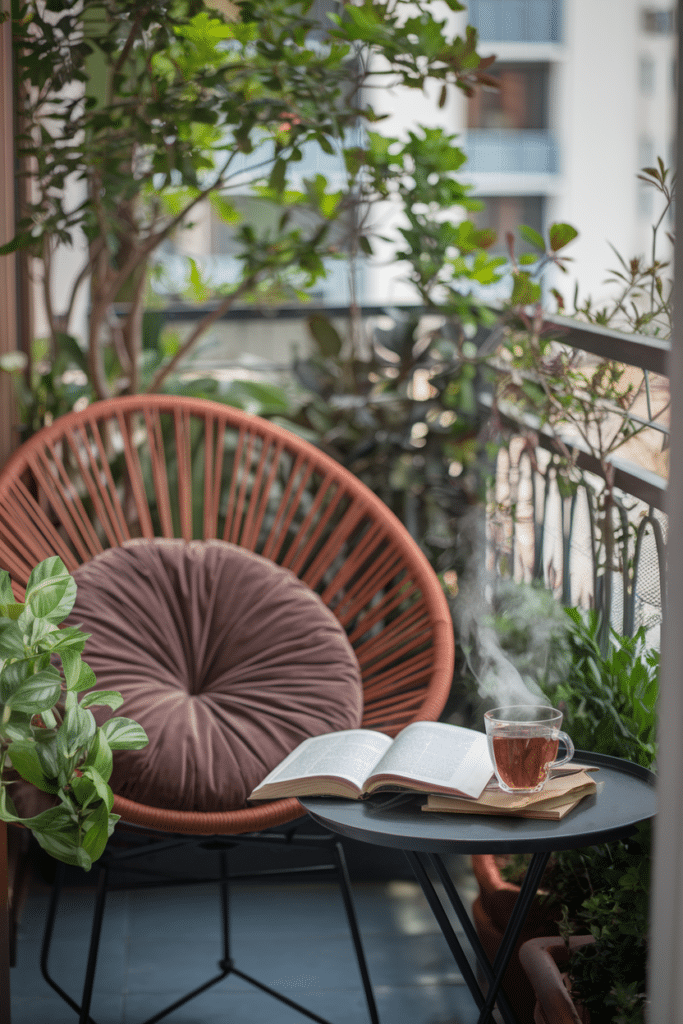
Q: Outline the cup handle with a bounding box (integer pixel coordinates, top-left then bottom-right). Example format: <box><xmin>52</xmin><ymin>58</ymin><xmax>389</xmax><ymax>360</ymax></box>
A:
<box><xmin>551</xmin><ymin>731</ymin><xmax>575</xmax><ymax>769</ymax></box>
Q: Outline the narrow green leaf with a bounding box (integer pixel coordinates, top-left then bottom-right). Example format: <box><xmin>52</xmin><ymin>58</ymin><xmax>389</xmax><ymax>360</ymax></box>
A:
<box><xmin>0</xmin><ymin>621</ymin><xmax>25</xmax><ymax>659</ymax></box>
<box><xmin>6</xmin><ymin>670</ymin><xmax>62</xmax><ymax>713</ymax></box>
<box><xmin>64</xmin><ymin>701</ymin><xmax>97</xmax><ymax>756</ymax></box>
<box><xmin>24</xmin><ymin>558</ymin><xmax>76</xmax><ymax>624</ymax></box>
<box><xmin>0</xmin><ymin>604</ymin><xmax>24</xmax><ymax>622</ymax></box>
<box><xmin>269</xmin><ymin>157</ymin><xmax>286</xmax><ymax>194</ymax></box>
<box><xmin>33</xmin><ymin>828</ymin><xmax>92</xmax><ymax>871</ymax></box>
<box><xmin>0</xmin><ymin>572</ymin><xmax>15</xmax><ymax>606</ymax></box>
<box><xmin>510</xmin><ymin>272</ymin><xmax>541</xmax><ymax>306</ymax></box>
<box><xmin>81</xmin><ymin>802</ymin><xmax>111</xmax><ymax>863</ymax></box>
<box><xmin>81</xmin><ymin>729</ymin><xmax>113</xmax><ymax>783</ymax></box>
<box><xmin>82</xmin><ymin>766</ymin><xmax>114</xmax><ymax>810</ymax></box>
<box><xmin>62</xmin><ymin>652</ymin><xmax>97</xmax><ymax>693</ymax></box>
<box><xmin>519</xmin><ymin>225</ymin><xmax>546</xmax><ymax>252</ymax></box>
<box><xmin>307</xmin><ymin>314</ymin><xmax>343</xmax><ymax>358</ymax></box>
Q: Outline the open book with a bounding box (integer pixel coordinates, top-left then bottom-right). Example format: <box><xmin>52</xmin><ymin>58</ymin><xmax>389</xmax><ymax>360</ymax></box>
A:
<box><xmin>248</xmin><ymin>722</ymin><xmax>495</xmax><ymax>802</ymax></box>
<box><xmin>424</xmin><ymin>769</ymin><xmax>600</xmax><ymax>820</ymax></box>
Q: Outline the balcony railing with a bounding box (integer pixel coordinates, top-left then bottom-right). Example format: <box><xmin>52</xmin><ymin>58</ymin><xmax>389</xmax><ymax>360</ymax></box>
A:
<box><xmin>487</xmin><ymin>314</ymin><xmax>669</xmax><ymax>644</ymax></box>
<box><xmin>463</xmin><ymin>129</ymin><xmax>558</xmax><ymax>174</ymax></box>
<box><xmin>467</xmin><ymin>0</ymin><xmax>563</xmax><ymax>43</ymax></box>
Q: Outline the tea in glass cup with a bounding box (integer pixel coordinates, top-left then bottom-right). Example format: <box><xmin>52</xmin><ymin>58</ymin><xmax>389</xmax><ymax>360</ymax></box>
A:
<box><xmin>484</xmin><ymin>705</ymin><xmax>575</xmax><ymax>794</ymax></box>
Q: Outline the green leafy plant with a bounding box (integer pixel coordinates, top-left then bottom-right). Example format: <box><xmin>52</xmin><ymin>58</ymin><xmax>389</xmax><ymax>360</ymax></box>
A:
<box><xmin>0</xmin><ymin>557</ymin><xmax>148</xmax><ymax>870</ymax></box>
<box><xmin>497</xmin><ymin>610</ymin><xmax>655</xmax><ymax>1019</ymax></box>
<box><xmin>5</xmin><ymin>0</ymin><xmax>497</xmax><ymax>417</ymax></box>
<box><xmin>541</xmin><ymin>609</ymin><xmax>656</xmax><ymax>1023</ymax></box>
<box><xmin>550</xmin><ymin>608</ymin><xmax>658</xmax><ymax>767</ymax></box>
<box><xmin>502</xmin><ymin>608</ymin><xmax>657</xmax><ymax>1024</ymax></box>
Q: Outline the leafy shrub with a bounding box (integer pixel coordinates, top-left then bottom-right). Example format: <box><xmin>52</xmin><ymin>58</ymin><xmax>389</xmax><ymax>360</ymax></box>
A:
<box><xmin>539</xmin><ymin>610</ymin><xmax>656</xmax><ymax>1024</ymax></box>
<box><xmin>0</xmin><ymin>558</ymin><xmax>148</xmax><ymax>869</ymax></box>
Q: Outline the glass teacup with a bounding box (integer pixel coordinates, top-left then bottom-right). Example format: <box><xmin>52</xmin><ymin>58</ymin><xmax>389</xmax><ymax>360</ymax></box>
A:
<box><xmin>484</xmin><ymin>705</ymin><xmax>575</xmax><ymax>794</ymax></box>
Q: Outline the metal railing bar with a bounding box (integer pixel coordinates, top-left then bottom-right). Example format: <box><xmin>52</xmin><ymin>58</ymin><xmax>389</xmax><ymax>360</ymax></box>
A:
<box><xmin>645</xmin><ymin>370</ymin><xmax>654</xmax><ymax>423</ymax></box>
<box><xmin>632</xmin><ymin>514</ymin><xmax>668</xmax><ymax>630</ymax></box>
<box><xmin>123</xmin><ymin>302</ymin><xmax>671</xmax><ymax>380</ymax></box>
<box><xmin>542</xmin><ymin>314</ymin><xmax>670</xmax><ymax>376</ymax></box>
<box><xmin>479</xmin><ymin>393</ymin><xmax>669</xmax><ymax>511</ymax></box>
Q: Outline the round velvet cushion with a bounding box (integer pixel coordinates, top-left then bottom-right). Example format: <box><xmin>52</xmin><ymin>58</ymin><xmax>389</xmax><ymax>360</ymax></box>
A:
<box><xmin>65</xmin><ymin>539</ymin><xmax>363</xmax><ymax>812</ymax></box>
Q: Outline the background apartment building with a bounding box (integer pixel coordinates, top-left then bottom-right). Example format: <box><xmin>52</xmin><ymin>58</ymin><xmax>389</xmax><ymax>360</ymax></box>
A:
<box><xmin>369</xmin><ymin>0</ymin><xmax>677</xmax><ymax>309</ymax></box>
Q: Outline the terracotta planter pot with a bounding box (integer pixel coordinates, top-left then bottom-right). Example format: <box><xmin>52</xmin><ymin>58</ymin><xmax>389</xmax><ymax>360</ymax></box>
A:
<box><xmin>519</xmin><ymin>934</ymin><xmax>595</xmax><ymax>1024</ymax></box>
<box><xmin>471</xmin><ymin>854</ymin><xmax>563</xmax><ymax>1024</ymax></box>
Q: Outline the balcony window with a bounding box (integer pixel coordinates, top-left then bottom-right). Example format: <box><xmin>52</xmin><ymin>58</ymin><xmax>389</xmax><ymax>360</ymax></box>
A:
<box><xmin>471</xmin><ymin>195</ymin><xmax>545</xmax><ymax>253</ymax></box>
<box><xmin>641</xmin><ymin>8</ymin><xmax>675</xmax><ymax>33</ymax></box>
<box><xmin>467</xmin><ymin>0</ymin><xmax>562</xmax><ymax>43</ymax></box>
<box><xmin>465</xmin><ymin>63</ymin><xmax>556</xmax><ymax>174</ymax></box>
<box><xmin>639</xmin><ymin>54</ymin><xmax>656</xmax><ymax>95</ymax></box>
<box><xmin>468</xmin><ymin>62</ymin><xmax>549</xmax><ymax>130</ymax></box>
<box><xmin>638</xmin><ymin>135</ymin><xmax>655</xmax><ymax>217</ymax></box>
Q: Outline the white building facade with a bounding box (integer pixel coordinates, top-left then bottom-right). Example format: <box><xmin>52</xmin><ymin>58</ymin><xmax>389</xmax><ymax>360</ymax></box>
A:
<box><xmin>463</xmin><ymin>0</ymin><xmax>676</xmax><ymax>308</ymax></box>
<box><xmin>369</xmin><ymin>0</ymin><xmax>676</xmax><ymax>310</ymax></box>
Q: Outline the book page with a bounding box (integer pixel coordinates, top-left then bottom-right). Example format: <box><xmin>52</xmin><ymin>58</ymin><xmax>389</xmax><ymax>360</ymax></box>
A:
<box><xmin>249</xmin><ymin>729</ymin><xmax>393</xmax><ymax>796</ymax></box>
<box><xmin>365</xmin><ymin>721</ymin><xmax>493</xmax><ymax>799</ymax></box>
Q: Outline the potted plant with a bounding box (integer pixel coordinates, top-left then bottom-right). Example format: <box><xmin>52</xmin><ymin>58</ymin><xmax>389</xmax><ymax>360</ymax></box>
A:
<box><xmin>518</xmin><ymin>935</ymin><xmax>593</xmax><ymax>1024</ymax></box>
<box><xmin>0</xmin><ymin>555</ymin><xmax>148</xmax><ymax>867</ymax></box>
<box><xmin>472</xmin><ymin>608</ymin><xmax>657</xmax><ymax>1024</ymax></box>
<box><xmin>0</xmin><ymin>555</ymin><xmax>149</xmax><ymax>1019</ymax></box>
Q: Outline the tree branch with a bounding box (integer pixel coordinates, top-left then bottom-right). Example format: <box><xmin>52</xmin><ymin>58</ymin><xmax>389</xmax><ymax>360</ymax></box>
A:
<box><xmin>146</xmin><ymin>274</ymin><xmax>260</xmax><ymax>392</ymax></box>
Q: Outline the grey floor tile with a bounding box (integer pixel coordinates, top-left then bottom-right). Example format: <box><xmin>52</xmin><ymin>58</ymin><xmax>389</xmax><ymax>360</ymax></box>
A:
<box><xmin>122</xmin><ymin>985</ymin><xmax>370</xmax><ymax>1024</ymax></box>
<box><xmin>11</xmin><ymin>862</ymin><xmax>483</xmax><ymax>1024</ymax></box>
<box><xmin>364</xmin><ymin>931</ymin><xmax>469</xmax><ymax>988</ymax></box>
<box><xmin>377</xmin><ymin>983</ymin><xmax>481</xmax><ymax>1024</ymax></box>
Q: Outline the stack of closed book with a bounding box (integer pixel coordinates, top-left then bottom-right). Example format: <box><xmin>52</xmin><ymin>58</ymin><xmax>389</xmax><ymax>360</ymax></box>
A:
<box><xmin>423</xmin><ymin>768</ymin><xmax>599</xmax><ymax>820</ymax></box>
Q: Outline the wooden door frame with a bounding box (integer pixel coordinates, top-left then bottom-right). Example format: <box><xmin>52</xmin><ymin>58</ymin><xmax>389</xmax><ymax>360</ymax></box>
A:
<box><xmin>0</xmin><ymin>0</ymin><xmax>18</xmax><ymax>473</ymax></box>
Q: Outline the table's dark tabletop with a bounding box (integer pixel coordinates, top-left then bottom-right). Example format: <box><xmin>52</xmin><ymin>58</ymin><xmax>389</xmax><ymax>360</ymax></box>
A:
<box><xmin>300</xmin><ymin>751</ymin><xmax>656</xmax><ymax>855</ymax></box>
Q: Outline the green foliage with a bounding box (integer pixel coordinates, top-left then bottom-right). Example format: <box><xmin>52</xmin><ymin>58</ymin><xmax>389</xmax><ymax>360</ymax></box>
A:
<box><xmin>0</xmin><ymin>558</ymin><xmax>148</xmax><ymax>870</ymax></box>
<box><xmin>490</xmin><ymin>173</ymin><xmax>672</xmax><ymax>627</ymax></box>
<box><xmin>7</xmin><ymin>0</ymin><xmax>499</xmax><ymax>415</ymax></box>
<box><xmin>530</xmin><ymin>609</ymin><xmax>658</xmax><ymax>1024</ymax></box>
<box><xmin>278</xmin><ymin>308</ymin><xmax>497</xmax><ymax>585</ymax></box>
<box><xmin>546</xmin><ymin>609</ymin><xmax>658</xmax><ymax>768</ymax></box>
<box><xmin>499</xmin><ymin>608</ymin><xmax>657</xmax><ymax>1022</ymax></box>
<box><xmin>569</xmin><ymin>158</ymin><xmax>674</xmax><ymax>338</ymax></box>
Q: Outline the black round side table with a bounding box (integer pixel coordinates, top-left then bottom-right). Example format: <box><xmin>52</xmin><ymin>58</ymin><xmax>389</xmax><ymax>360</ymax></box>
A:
<box><xmin>301</xmin><ymin>751</ymin><xmax>656</xmax><ymax>1024</ymax></box>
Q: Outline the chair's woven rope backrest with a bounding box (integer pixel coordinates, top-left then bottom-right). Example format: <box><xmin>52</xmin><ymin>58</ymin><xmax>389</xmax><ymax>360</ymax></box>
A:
<box><xmin>0</xmin><ymin>395</ymin><xmax>454</xmax><ymax>735</ymax></box>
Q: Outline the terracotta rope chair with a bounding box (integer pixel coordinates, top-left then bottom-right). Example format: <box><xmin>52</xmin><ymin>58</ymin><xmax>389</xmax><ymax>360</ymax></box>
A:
<box><xmin>0</xmin><ymin>394</ymin><xmax>454</xmax><ymax>1024</ymax></box>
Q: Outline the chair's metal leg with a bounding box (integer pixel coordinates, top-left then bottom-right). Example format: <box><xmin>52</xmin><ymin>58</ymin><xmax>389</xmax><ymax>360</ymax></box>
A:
<box><xmin>331</xmin><ymin>840</ymin><xmax>380</xmax><ymax>1024</ymax></box>
<box><xmin>78</xmin><ymin>864</ymin><xmax>110</xmax><ymax>1024</ymax></box>
<box><xmin>218</xmin><ymin>849</ymin><xmax>231</xmax><ymax>968</ymax></box>
<box><xmin>39</xmin><ymin>833</ymin><xmax>381</xmax><ymax>1024</ymax></box>
<box><xmin>40</xmin><ymin>862</ymin><xmax>99</xmax><ymax>1024</ymax></box>
<box><xmin>136</xmin><ymin>970</ymin><xmax>231</xmax><ymax>1024</ymax></box>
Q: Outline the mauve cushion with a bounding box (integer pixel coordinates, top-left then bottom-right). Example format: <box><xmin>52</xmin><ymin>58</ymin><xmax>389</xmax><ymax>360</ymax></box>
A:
<box><xmin>61</xmin><ymin>539</ymin><xmax>363</xmax><ymax>812</ymax></box>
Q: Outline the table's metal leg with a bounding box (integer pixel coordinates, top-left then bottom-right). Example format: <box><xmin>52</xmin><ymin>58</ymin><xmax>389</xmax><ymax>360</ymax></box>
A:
<box><xmin>477</xmin><ymin>850</ymin><xmax>551</xmax><ymax>1024</ymax></box>
<box><xmin>405</xmin><ymin>849</ymin><xmax>551</xmax><ymax>1024</ymax></box>
<box><xmin>427</xmin><ymin>854</ymin><xmax>518</xmax><ymax>1024</ymax></box>
<box><xmin>404</xmin><ymin>851</ymin><xmax>487</xmax><ymax>1014</ymax></box>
